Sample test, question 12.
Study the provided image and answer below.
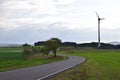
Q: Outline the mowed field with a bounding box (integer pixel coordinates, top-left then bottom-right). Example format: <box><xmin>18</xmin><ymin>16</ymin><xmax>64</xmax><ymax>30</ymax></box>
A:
<box><xmin>53</xmin><ymin>47</ymin><xmax>120</xmax><ymax>80</ymax></box>
<box><xmin>0</xmin><ymin>47</ymin><xmax>65</xmax><ymax>72</ymax></box>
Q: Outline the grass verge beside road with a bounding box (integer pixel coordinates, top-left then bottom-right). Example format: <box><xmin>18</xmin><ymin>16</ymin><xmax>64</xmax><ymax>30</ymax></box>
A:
<box><xmin>52</xmin><ymin>48</ymin><xmax>120</xmax><ymax>80</ymax></box>
<box><xmin>0</xmin><ymin>47</ymin><xmax>66</xmax><ymax>72</ymax></box>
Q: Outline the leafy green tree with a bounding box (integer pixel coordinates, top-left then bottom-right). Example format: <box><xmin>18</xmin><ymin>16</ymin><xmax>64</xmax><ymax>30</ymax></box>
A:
<box><xmin>44</xmin><ymin>38</ymin><xmax>61</xmax><ymax>57</ymax></box>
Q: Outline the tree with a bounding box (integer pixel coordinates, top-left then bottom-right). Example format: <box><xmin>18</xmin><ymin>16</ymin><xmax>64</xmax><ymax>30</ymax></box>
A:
<box><xmin>23</xmin><ymin>47</ymin><xmax>33</xmax><ymax>59</ymax></box>
<box><xmin>44</xmin><ymin>38</ymin><xmax>61</xmax><ymax>57</ymax></box>
<box><xmin>23</xmin><ymin>43</ymin><xmax>31</xmax><ymax>47</ymax></box>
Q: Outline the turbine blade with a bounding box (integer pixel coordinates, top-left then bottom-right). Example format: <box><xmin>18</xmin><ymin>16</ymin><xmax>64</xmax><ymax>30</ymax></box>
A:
<box><xmin>95</xmin><ymin>12</ymin><xmax>99</xmax><ymax>18</ymax></box>
<box><xmin>100</xmin><ymin>18</ymin><xmax>105</xmax><ymax>20</ymax></box>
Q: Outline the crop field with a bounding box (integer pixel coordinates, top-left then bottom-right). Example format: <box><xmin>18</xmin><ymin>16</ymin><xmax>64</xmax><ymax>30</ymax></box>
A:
<box><xmin>0</xmin><ymin>47</ymin><xmax>65</xmax><ymax>72</ymax></box>
<box><xmin>53</xmin><ymin>47</ymin><xmax>120</xmax><ymax>80</ymax></box>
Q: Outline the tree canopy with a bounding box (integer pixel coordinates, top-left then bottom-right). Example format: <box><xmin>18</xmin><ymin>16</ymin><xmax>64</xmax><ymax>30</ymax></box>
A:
<box><xmin>44</xmin><ymin>38</ymin><xmax>61</xmax><ymax>57</ymax></box>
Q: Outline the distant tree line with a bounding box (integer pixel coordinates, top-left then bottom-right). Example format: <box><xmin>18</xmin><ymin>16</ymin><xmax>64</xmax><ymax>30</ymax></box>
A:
<box><xmin>34</xmin><ymin>41</ymin><xmax>45</xmax><ymax>46</ymax></box>
<box><xmin>34</xmin><ymin>41</ymin><xmax>120</xmax><ymax>49</ymax></box>
<box><xmin>79</xmin><ymin>42</ymin><xmax>115</xmax><ymax>49</ymax></box>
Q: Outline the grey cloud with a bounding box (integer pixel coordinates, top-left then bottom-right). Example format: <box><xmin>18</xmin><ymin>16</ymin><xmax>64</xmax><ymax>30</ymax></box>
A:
<box><xmin>101</xmin><ymin>28</ymin><xmax>120</xmax><ymax>42</ymax></box>
<box><xmin>0</xmin><ymin>0</ymin><xmax>5</xmax><ymax>4</ymax></box>
<box><xmin>0</xmin><ymin>23</ymin><xmax>97</xmax><ymax>44</ymax></box>
<box><xmin>0</xmin><ymin>24</ymin><xmax>120</xmax><ymax>44</ymax></box>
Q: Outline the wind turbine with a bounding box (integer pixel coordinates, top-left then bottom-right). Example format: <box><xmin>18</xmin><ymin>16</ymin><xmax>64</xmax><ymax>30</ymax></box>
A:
<box><xmin>96</xmin><ymin>12</ymin><xmax>105</xmax><ymax>48</ymax></box>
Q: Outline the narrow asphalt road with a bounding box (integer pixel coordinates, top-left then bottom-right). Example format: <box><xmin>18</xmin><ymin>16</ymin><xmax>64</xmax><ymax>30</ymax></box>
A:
<box><xmin>0</xmin><ymin>56</ymin><xmax>86</xmax><ymax>80</ymax></box>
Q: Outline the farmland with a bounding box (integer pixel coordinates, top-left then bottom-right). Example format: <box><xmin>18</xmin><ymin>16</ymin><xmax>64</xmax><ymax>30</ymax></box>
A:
<box><xmin>52</xmin><ymin>47</ymin><xmax>120</xmax><ymax>80</ymax></box>
<box><xmin>0</xmin><ymin>47</ymin><xmax>65</xmax><ymax>72</ymax></box>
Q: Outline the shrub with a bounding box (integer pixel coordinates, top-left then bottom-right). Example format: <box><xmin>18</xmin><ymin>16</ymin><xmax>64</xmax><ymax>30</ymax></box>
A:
<box><xmin>23</xmin><ymin>47</ymin><xmax>33</xmax><ymax>59</ymax></box>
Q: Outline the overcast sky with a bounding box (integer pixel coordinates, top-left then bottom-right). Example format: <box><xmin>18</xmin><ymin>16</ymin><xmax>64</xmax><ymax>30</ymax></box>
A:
<box><xmin>0</xmin><ymin>0</ymin><xmax>120</xmax><ymax>44</ymax></box>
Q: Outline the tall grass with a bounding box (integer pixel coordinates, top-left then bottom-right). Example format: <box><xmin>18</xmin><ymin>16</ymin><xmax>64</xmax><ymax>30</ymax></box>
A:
<box><xmin>52</xmin><ymin>48</ymin><xmax>120</xmax><ymax>80</ymax></box>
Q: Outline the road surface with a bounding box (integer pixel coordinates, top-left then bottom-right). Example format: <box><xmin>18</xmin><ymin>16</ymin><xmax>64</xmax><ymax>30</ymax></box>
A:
<box><xmin>0</xmin><ymin>56</ymin><xmax>86</xmax><ymax>80</ymax></box>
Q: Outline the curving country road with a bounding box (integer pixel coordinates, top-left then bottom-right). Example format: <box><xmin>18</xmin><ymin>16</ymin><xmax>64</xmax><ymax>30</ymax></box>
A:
<box><xmin>0</xmin><ymin>56</ymin><xmax>86</xmax><ymax>80</ymax></box>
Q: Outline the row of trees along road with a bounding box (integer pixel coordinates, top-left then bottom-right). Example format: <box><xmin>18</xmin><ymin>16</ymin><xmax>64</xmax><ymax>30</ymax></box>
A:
<box><xmin>23</xmin><ymin>38</ymin><xmax>61</xmax><ymax>59</ymax></box>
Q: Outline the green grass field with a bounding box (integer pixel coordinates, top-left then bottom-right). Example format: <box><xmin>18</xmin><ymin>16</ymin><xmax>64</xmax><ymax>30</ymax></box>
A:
<box><xmin>0</xmin><ymin>47</ymin><xmax>22</xmax><ymax>52</ymax></box>
<box><xmin>53</xmin><ymin>48</ymin><xmax>120</xmax><ymax>80</ymax></box>
<box><xmin>0</xmin><ymin>47</ymin><xmax>65</xmax><ymax>72</ymax></box>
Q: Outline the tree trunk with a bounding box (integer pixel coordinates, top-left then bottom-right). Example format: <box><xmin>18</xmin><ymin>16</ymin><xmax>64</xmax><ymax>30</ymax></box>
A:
<box><xmin>53</xmin><ymin>49</ymin><xmax>57</xmax><ymax>57</ymax></box>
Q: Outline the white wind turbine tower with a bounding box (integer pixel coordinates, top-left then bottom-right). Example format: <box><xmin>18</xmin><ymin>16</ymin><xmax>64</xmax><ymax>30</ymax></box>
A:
<box><xmin>96</xmin><ymin>12</ymin><xmax>105</xmax><ymax>48</ymax></box>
